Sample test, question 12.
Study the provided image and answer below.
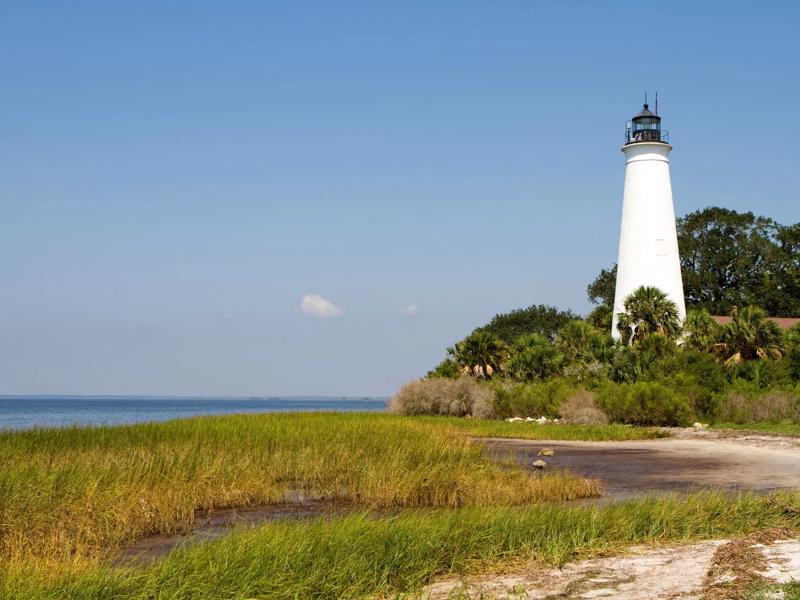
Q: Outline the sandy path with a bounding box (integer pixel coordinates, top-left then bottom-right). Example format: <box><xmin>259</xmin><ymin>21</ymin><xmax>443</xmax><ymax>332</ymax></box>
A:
<box><xmin>425</xmin><ymin>535</ymin><xmax>800</xmax><ymax>599</ymax></box>
<box><xmin>428</xmin><ymin>431</ymin><xmax>800</xmax><ymax>599</ymax></box>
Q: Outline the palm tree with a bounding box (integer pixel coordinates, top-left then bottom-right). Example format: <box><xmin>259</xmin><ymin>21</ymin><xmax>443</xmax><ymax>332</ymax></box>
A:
<box><xmin>717</xmin><ymin>305</ymin><xmax>783</xmax><ymax>364</ymax></box>
<box><xmin>505</xmin><ymin>333</ymin><xmax>564</xmax><ymax>381</ymax></box>
<box><xmin>616</xmin><ymin>286</ymin><xmax>681</xmax><ymax>345</ymax></box>
<box><xmin>682</xmin><ymin>308</ymin><xmax>722</xmax><ymax>352</ymax></box>
<box><xmin>556</xmin><ymin>320</ymin><xmax>613</xmax><ymax>364</ymax></box>
<box><xmin>449</xmin><ymin>331</ymin><xmax>507</xmax><ymax>379</ymax></box>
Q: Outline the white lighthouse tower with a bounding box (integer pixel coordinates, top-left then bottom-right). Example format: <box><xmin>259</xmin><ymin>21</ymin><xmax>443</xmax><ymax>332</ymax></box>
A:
<box><xmin>611</xmin><ymin>102</ymin><xmax>686</xmax><ymax>338</ymax></box>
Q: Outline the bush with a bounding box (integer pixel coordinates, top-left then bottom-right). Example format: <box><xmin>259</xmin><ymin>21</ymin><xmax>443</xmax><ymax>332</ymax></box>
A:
<box><xmin>729</xmin><ymin>358</ymin><xmax>793</xmax><ymax>388</ymax></box>
<box><xmin>506</xmin><ymin>334</ymin><xmax>564</xmax><ymax>381</ymax></box>
<box><xmin>558</xmin><ymin>390</ymin><xmax>608</xmax><ymax>424</ymax></box>
<box><xmin>596</xmin><ymin>381</ymin><xmax>693</xmax><ymax>427</ymax></box>
<box><xmin>647</xmin><ymin>351</ymin><xmax>728</xmax><ymax>420</ymax></box>
<box><xmin>389</xmin><ymin>376</ymin><xmax>495</xmax><ymax>418</ymax></box>
<box><xmin>718</xmin><ymin>383</ymin><xmax>800</xmax><ymax>424</ymax></box>
<box><xmin>491</xmin><ymin>380</ymin><xmax>572</xmax><ymax>419</ymax></box>
<box><xmin>426</xmin><ymin>359</ymin><xmax>460</xmax><ymax>379</ymax></box>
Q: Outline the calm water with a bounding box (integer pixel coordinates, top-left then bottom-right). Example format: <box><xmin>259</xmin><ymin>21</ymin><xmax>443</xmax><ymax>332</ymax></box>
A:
<box><xmin>0</xmin><ymin>396</ymin><xmax>388</xmax><ymax>430</ymax></box>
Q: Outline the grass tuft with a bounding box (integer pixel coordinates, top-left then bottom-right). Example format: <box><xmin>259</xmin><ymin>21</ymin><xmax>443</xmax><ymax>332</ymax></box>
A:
<box><xmin>0</xmin><ymin>413</ymin><xmax>601</xmax><ymax>569</ymax></box>
<box><xmin>3</xmin><ymin>493</ymin><xmax>799</xmax><ymax>599</ymax></box>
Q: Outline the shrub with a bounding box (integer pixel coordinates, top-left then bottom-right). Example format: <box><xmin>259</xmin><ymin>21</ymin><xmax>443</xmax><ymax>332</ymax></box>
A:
<box><xmin>558</xmin><ymin>390</ymin><xmax>608</xmax><ymax>424</ymax></box>
<box><xmin>491</xmin><ymin>380</ymin><xmax>572</xmax><ymax>419</ymax></box>
<box><xmin>389</xmin><ymin>376</ymin><xmax>495</xmax><ymax>418</ymax></box>
<box><xmin>647</xmin><ymin>351</ymin><xmax>728</xmax><ymax>420</ymax></box>
<box><xmin>506</xmin><ymin>334</ymin><xmax>565</xmax><ymax>381</ymax></box>
<box><xmin>729</xmin><ymin>358</ymin><xmax>793</xmax><ymax>388</ymax></box>
<box><xmin>596</xmin><ymin>381</ymin><xmax>693</xmax><ymax>427</ymax></box>
<box><xmin>426</xmin><ymin>359</ymin><xmax>460</xmax><ymax>379</ymax></box>
<box><xmin>718</xmin><ymin>383</ymin><xmax>800</xmax><ymax>424</ymax></box>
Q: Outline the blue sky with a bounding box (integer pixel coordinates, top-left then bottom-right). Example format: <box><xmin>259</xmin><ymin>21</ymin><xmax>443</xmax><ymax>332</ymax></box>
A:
<box><xmin>2</xmin><ymin>1</ymin><xmax>799</xmax><ymax>396</ymax></box>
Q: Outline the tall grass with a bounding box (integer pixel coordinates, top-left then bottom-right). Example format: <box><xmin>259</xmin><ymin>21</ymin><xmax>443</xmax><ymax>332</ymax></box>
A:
<box><xmin>0</xmin><ymin>413</ymin><xmax>600</xmax><ymax>568</ymax></box>
<box><xmin>4</xmin><ymin>493</ymin><xmax>800</xmax><ymax>599</ymax></box>
<box><xmin>438</xmin><ymin>417</ymin><xmax>668</xmax><ymax>441</ymax></box>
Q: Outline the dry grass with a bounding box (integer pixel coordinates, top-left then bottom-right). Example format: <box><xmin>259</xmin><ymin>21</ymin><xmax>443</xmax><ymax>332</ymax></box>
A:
<box><xmin>0</xmin><ymin>412</ymin><xmax>598</xmax><ymax>571</ymax></box>
<box><xmin>390</xmin><ymin>377</ymin><xmax>495</xmax><ymax>418</ymax></box>
<box><xmin>559</xmin><ymin>390</ymin><xmax>609</xmax><ymax>424</ymax></box>
<box><xmin>719</xmin><ymin>389</ymin><xmax>800</xmax><ymax>424</ymax></box>
<box><xmin>701</xmin><ymin>527</ymin><xmax>794</xmax><ymax>599</ymax></box>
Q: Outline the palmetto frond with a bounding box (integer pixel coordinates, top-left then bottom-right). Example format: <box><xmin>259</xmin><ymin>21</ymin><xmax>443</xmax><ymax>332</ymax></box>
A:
<box><xmin>616</xmin><ymin>286</ymin><xmax>681</xmax><ymax>345</ymax></box>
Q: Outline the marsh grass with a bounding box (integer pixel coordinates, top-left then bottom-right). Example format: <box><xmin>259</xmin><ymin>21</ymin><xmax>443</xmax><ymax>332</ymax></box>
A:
<box><xmin>438</xmin><ymin>417</ymin><xmax>668</xmax><ymax>441</ymax></box>
<box><xmin>713</xmin><ymin>422</ymin><xmax>800</xmax><ymax>437</ymax></box>
<box><xmin>0</xmin><ymin>413</ymin><xmax>601</xmax><ymax>569</ymax></box>
<box><xmin>4</xmin><ymin>493</ymin><xmax>800</xmax><ymax>599</ymax></box>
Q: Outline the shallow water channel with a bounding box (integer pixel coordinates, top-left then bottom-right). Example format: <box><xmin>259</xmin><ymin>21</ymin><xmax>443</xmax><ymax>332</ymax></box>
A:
<box><xmin>116</xmin><ymin>435</ymin><xmax>800</xmax><ymax>563</ymax></box>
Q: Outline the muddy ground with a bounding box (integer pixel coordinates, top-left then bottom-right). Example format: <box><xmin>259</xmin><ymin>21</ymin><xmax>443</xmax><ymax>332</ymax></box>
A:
<box><xmin>117</xmin><ymin>428</ymin><xmax>800</xmax><ymax>597</ymax></box>
<box><xmin>427</xmin><ymin>430</ymin><xmax>800</xmax><ymax>599</ymax></box>
<box><xmin>482</xmin><ymin>430</ymin><xmax>800</xmax><ymax>500</ymax></box>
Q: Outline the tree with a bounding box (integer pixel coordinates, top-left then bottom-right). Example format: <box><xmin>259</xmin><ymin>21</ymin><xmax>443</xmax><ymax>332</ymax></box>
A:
<box><xmin>505</xmin><ymin>334</ymin><xmax>564</xmax><ymax>381</ymax></box>
<box><xmin>616</xmin><ymin>286</ymin><xmax>681</xmax><ymax>345</ymax></box>
<box><xmin>449</xmin><ymin>331</ymin><xmax>507</xmax><ymax>379</ymax></box>
<box><xmin>717</xmin><ymin>306</ymin><xmax>784</xmax><ymax>364</ymax></box>
<box><xmin>587</xmin><ymin>208</ymin><xmax>800</xmax><ymax>318</ymax></box>
<box><xmin>587</xmin><ymin>265</ymin><xmax>617</xmax><ymax>307</ymax></box>
<box><xmin>473</xmin><ymin>304</ymin><xmax>579</xmax><ymax>344</ymax></box>
<box><xmin>679</xmin><ymin>208</ymin><xmax>784</xmax><ymax>315</ymax></box>
<box><xmin>586</xmin><ymin>304</ymin><xmax>613</xmax><ymax>332</ymax></box>
<box><xmin>556</xmin><ymin>320</ymin><xmax>613</xmax><ymax>364</ymax></box>
<box><xmin>682</xmin><ymin>308</ymin><xmax>722</xmax><ymax>353</ymax></box>
<box><xmin>426</xmin><ymin>358</ymin><xmax>461</xmax><ymax>379</ymax></box>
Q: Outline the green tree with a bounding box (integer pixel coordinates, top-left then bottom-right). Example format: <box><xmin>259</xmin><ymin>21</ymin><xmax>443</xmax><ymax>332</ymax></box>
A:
<box><xmin>587</xmin><ymin>208</ymin><xmax>800</xmax><ymax>318</ymax></box>
<box><xmin>717</xmin><ymin>306</ymin><xmax>784</xmax><ymax>364</ymax></box>
<box><xmin>587</xmin><ymin>264</ymin><xmax>617</xmax><ymax>307</ymax></box>
<box><xmin>449</xmin><ymin>331</ymin><xmax>507</xmax><ymax>379</ymax></box>
<box><xmin>474</xmin><ymin>304</ymin><xmax>579</xmax><ymax>344</ymax></box>
<box><xmin>586</xmin><ymin>304</ymin><xmax>613</xmax><ymax>332</ymax></box>
<box><xmin>556</xmin><ymin>320</ymin><xmax>613</xmax><ymax>364</ymax></box>
<box><xmin>679</xmin><ymin>208</ymin><xmax>785</xmax><ymax>315</ymax></box>
<box><xmin>425</xmin><ymin>358</ymin><xmax>461</xmax><ymax>379</ymax></box>
<box><xmin>616</xmin><ymin>286</ymin><xmax>681</xmax><ymax>345</ymax></box>
<box><xmin>682</xmin><ymin>308</ymin><xmax>722</xmax><ymax>352</ymax></box>
<box><xmin>505</xmin><ymin>334</ymin><xmax>564</xmax><ymax>381</ymax></box>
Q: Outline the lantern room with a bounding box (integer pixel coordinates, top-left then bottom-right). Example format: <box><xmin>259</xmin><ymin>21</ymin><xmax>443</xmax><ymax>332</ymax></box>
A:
<box><xmin>625</xmin><ymin>103</ymin><xmax>669</xmax><ymax>145</ymax></box>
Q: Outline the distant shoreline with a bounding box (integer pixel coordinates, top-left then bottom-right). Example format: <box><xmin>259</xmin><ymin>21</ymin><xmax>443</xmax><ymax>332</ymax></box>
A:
<box><xmin>0</xmin><ymin>395</ymin><xmax>388</xmax><ymax>430</ymax></box>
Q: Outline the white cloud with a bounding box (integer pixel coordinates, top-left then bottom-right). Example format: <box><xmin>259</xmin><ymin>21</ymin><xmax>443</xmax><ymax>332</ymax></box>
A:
<box><xmin>300</xmin><ymin>294</ymin><xmax>343</xmax><ymax>317</ymax></box>
<box><xmin>398</xmin><ymin>304</ymin><xmax>419</xmax><ymax>316</ymax></box>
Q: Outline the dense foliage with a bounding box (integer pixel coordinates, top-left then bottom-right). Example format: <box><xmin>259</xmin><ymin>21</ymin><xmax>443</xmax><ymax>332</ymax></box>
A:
<box><xmin>472</xmin><ymin>304</ymin><xmax>579</xmax><ymax>343</ymax></box>
<box><xmin>417</xmin><ymin>282</ymin><xmax>800</xmax><ymax>427</ymax></box>
<box><xmin>587</xmin><ymin>207</ymin><xmax>800</xmax><ymax>317</ymax></box>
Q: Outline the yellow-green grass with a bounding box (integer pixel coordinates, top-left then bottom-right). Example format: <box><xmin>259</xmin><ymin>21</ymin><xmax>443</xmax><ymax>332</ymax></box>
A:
<box><xmin>0</xmin><ymin>413</ymin><xmax>601</xmax><ymax>570</ymax></box>
<box><xmin>749</xmin><ymin>581</ymin><xmax>800</xmax><ymax>599</ymax></box>
<box><xmin>714</xmin><ymin>422</ymin><xmax>800</xmax><ymax>437</ymax></box>
<box><xmin>4</xmin><ymin>493</ymin><xmax>800</xmax><ymax>599</ymax></box>
<box><xmin>439</xmin><ymin>417</ymin><xmax>669</xmax><ymax>441</ymax></box>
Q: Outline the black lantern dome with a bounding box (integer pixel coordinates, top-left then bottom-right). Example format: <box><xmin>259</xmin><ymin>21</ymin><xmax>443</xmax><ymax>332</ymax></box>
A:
<box><xmin>625</xmin><ymin>103</ymin><xmax>669</xmax><ymax>145</ymax></box>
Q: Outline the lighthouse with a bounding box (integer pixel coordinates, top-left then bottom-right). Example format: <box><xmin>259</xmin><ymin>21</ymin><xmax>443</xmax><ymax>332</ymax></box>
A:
<box><xmin>611</xmin><ymin>102</ymin><xmax>686</xmax><ymax>338</ymax></box>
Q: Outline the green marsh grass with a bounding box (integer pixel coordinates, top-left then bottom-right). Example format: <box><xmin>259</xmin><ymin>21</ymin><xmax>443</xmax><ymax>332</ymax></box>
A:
<box><xmin>0</xmin><ymin>413</ymin><xmax>603</xmax><ymax>569</ymax></box>
<box><xmin>439</xmin><ymin>417</ymin><xmax>668</xmax><ymax>441</ymax></box>
<box><xmin>713</xmin><ymin>422</ymin><xmax>800</xmax><ymax>437</ymax></box>
<box><xmin>4</xmin><ymin>493</ymin><xmax>800</xmax><ymax>599</ymax></box>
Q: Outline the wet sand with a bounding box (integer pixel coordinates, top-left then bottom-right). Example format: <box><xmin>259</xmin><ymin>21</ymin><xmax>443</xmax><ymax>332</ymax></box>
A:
<box><xmin>115</xmin><ymin>500</ymin><xmax>352</xmax><ymax>564</ymax></box>
<box><xmin>482</xmin><ymin>435</ymin><xmax>800</xmax><ymax>500</ymax></box>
